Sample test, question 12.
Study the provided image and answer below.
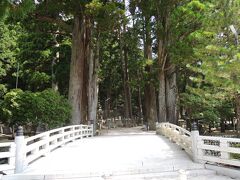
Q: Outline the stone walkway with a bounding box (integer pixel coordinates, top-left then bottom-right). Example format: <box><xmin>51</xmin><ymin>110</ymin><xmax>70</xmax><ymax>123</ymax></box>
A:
<box><xmin>3</xmin><ymin>127</ymin><xmax>237</xmax><ymax>180</ymax></box>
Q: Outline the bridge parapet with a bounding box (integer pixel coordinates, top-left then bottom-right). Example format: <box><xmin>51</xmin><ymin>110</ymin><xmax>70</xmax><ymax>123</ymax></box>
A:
<box><xmin>0</xmin><ymin>124</ymin><xmax>93</xmax><ymax>175</ymax></box>
<box><xmin>156</xmin><ymin>122</ymin><xmax>192</xmax><ymax>156</ymax></box>
<box><xmin>197</xmin><ymin>135</ymin><xmax>240</xmax><ymax>167</ymax></box>
<box><xmin>157</xmin><ymin>122</ymin><xmax>240</xmax><ymax>168</ymax></box>
<box><xmin>0</xmin><ymin>142</ymin><xmax>15</xmax><ymax>174</ymax></box>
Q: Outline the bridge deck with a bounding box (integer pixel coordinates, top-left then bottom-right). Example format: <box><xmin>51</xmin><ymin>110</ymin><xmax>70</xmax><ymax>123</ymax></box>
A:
<box><xmin>5</xmin><ymin>127</ymin><xmax>234</xmax><ymax>179</ymax></box>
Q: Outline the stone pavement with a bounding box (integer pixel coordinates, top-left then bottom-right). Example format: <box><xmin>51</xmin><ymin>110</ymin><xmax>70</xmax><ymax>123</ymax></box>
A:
<box><xmin>3</xmin><ymin>127</ymin><xmax>237</xmax><ymax>180</ymax></box>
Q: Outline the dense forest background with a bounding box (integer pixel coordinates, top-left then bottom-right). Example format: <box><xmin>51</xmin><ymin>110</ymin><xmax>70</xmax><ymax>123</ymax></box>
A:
<box><xmin>0</xmin><ymin>0</ymin><xmax>240</xmax><ymax>135</ymax></box>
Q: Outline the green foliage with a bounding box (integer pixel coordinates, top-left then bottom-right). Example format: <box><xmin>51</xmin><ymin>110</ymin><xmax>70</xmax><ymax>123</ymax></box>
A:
<box><xmin>0</xmin><ymin>0</ymin><xmax>10</xmax><ymax>19</ymax></box>
<box><xmin>17</xmin><ymin>31</ymin><xmax>53</xmax><ymax>91</ymax></box>
<box><xmin>0</xmin><ymin>89</ymin><xmax>23</xmax><ymax>126</ymax></box>
<box><xmin>12</xmin><ymin>0</ymin><xmax>36</xmax><ymax>20</ymax></box>
<box><xmin>175</xmin><ymin>0</ymin><xmax>240</xmax><ymax>131</ymax></box>
<box><xmin>169</xmin><ymin>0</ymin><xmax>206</xmax><ymax>65</ymax></box>
<box><xmin>54</xmin><ymin>41</ymin><xmax>71</xmax><ymax>96</ymax></box>
<box><xmin>180</xmin><ymin>86</ymin><xmax>221</xmax><ymax>125</ymax></box>
<box><xmin>87</xmin><ymin>1</ymin><xmax>125</xmax><ymax>31</ymax></box>
<box><xmin>36</xmin><ymin>89</ymin><xmax>71</xmax><ymax>128</ymax></box>
<box><xmin>1</xmin><ymin>0</ymin><xmax>240</xmax><ymax>130</ymax></box>
<box><xmin>0</xmin><ymin>20</ymin><xmax>22</xmax><ymax>94</ymax></box>
<box><xmin>86</xmin><ymin>0</ymin><xmax>103</xmax><ymax>15</ymax></box>
<box><xmin>0</xmin><ymin>89</ymin><xmax>71</xmax><ymax>129</ymax></box>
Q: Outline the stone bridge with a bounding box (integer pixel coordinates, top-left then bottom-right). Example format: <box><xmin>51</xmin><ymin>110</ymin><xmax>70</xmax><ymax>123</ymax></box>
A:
<box><xmin>0</xmin><ymin>124</ymin><xmax>239</xmax><ymax>180</ymax></box>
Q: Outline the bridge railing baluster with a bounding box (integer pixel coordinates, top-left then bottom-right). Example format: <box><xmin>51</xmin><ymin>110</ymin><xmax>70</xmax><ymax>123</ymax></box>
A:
<box><xmin>0</xmin><ymin>124</ymin><xmax>93</xmax><ymax>175</ymax></box>
<box><xmin>156</xmin><ymin>122</ymin><xmax>240</xmax><ymax>168</ymax></box>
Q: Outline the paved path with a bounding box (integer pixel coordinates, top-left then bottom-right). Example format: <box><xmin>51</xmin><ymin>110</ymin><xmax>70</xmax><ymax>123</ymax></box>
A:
<box><xmin>4</xmin><ymin>127</ymin><xmax>236</xmax><ymax>180</ymax></box>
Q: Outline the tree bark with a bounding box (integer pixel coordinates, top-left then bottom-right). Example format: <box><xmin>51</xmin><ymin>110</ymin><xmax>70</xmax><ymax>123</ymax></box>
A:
<box><xmin>137</xmin><ymin>71</ymin><xmax>143</xmax><ymax>125</ymax></box>
<box><xmin>156</xmin><ymin>2</ymin><xmax>168</xmax><ymax>123</ymax></box>
<box><xmin>166</xmin><ymin>65</ymin><xmax>178</xmax><ymax>124</ymax></box>
<box><xmin>124</xmin><ymin>49</ymin><xmax>133</xmax><ymax>119</ymax></box>
<box><xmin>119</xmin><ymin>28</ymin><xmax>132</xmax><ymax>121</ymax></box>
<box><xmin>158</xmin><ymin>70</ymin><xmax>167</xmax><ymax>123</ymax></box>
<box><xmin>155</xmin><ymin>4</ymin><xmax>178</xmax><ymax>124</ymax></box>
<box><xmin>81</xmin><ymin>57</ymin><xmax>89</xmax><ymax>124</ymax></box>
<box><xmin>81</xmin><ymin>17</ymin><xmax>92</xmax><ymax>124</ymax></box>
<box><xmin>144</xmin><ymin>82</ymin><xmax>157</xmax><ymax>130</ymax></box>
<box><xmin>88</xmin><ymin>31</ymin><xmax>100</xmax><ymax>135</ymax></box>
<box><xmin>143</xmin><ymin>15</ymin><xmax>157</xmax><ymax>130</ymax></box>
<box><xmin>157</xmin><ymin>37</ymin><xmax>167</xmax><ymax>123</ymax></box>
<box><xmin>220</xmin><ymin>119</ymin><xmax>226</xmax><ymax>133</ymax></box>
<box><xmin>68</xmin><ymin>15</ymin><xmax>86</xmax><ymax>125</ymax></box>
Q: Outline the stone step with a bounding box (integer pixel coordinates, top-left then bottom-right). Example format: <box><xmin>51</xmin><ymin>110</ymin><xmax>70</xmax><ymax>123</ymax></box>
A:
<box><xmin>3</xmin><ymin>169</ymin><xmax>232</xmax><ymax>180</ymax></box>
<box><xmin>101</xmin><ymin>169</ymin><xmax>217</xmax><ymax>180</ymax></box>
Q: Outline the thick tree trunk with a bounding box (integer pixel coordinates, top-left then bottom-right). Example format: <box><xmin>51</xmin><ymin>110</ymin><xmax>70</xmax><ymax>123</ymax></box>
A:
<box><xmin>137</xmin><ymin>72</ymin><xmax>143</xmax><ymax>125</ymax></box>
<box><xmin>220</xmin><ymin>119</ymin><xmax>226</xmax><ymax>133</ymax></box>
<box><xmin>81</xmin><ymin>57</ymin><xmax>89</xmax><ymax>124</ymax></box>
<box><xmin>119</xmin><ymin>29</ymin><xmax>132</xmax><ymax>120</ymax></box>
<box><xmin>158</xmin><ymin>70</ymin><xmax>167</xmax><ymax>122</ymax></box>
<box><xmin>143</xmin><ymin>16</ymin><xmax>157</xmax><ymax>130</ymax></box>
<box><xmin>124</xmin><ymin>50</ymin><xmax>133</xmax><ymax>119</ymax></box>
<box><xmin>144</xmin><ymin>83</ymin><xmax>157</xmax><ymax>130</ymax></box>
<box><xmin>157</xmin><ymin>38</ymin><xmax>167</xmax><ymax>123</ymax></box>
<box><xmin>81</xmin><ymin>18</ymin><xmax>93</xmax><ymax>124</ymax></box>
<box><xmin>68</xmin><ymin>15</ymin><xmax>86</xmax><ymax>125</ymax></box>
<box><xmin>166</xmin><ymin>66</ymin><xmax>178</xmax><ymax>124</ymax></box>
<box><xmin>156</xmin><ymin>5</ymin><xmax>174</xmax><ymax>124</ymax></box>
<box><xmin>88</xmin><ymin>32</ymin><xmax>100</xmax><ymax>135</ymax></box>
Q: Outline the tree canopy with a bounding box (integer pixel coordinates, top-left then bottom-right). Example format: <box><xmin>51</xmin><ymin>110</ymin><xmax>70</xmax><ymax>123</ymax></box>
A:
<box><xmin>0</xmin><ymin>0</ymin><xmax>240</xmax><ymax>135</ymax></box>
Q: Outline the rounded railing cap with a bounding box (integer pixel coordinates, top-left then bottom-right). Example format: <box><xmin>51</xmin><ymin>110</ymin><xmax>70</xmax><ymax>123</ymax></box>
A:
<box><xmin>191</xmin><ymin>122</ymin><xmax>198</xmax><ymax>131</ymax></box>
<box><xmin>16</xmin><ymin>126</ymin><xmax>24</xmax><ymax>136</ymax></box>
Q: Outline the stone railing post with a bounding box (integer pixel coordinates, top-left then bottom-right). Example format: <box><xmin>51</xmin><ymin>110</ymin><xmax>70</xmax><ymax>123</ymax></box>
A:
<box><xmin>191</xmin><ymin>122</ymin><xmax>199</xmax><ymax>162</ymax></box>
<box><xmin>90</xmin><ymin>123</ymin><xmax>94</xmax><ymax>137</ymax></box>
<box><xmin>220</xmin><ymin>139</ymin><xmax>230</xmax><ymax>160</ymax></box>
<box><xmin>42</xmin><ymin>133</ymin><xmax>50</xmax><ymax>156</ymax></box>
<box><xmin>15</xmin><ymin>126</ymin><xmax>26</xmax><ymax>173</ymax></box>
<box><xmin>89</xmin><ymin>120</ymin><xmax>95</xmax><ymax>136</ymax></box>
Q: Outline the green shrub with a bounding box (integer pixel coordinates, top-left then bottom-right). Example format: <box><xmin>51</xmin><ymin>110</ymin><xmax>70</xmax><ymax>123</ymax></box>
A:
<box><xmin>0</xmin><ymin>89</ymin><xmax>71</xmax><ymax>130</ymax></box>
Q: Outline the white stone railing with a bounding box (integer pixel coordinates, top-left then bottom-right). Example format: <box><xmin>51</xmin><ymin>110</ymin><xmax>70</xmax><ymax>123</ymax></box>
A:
<box><xmin>156</xmin><ymin>122</ymin><xmax>240</xmax><ymax>168</ymax></box>
<box><xmin>197</xmin><ymin>136</ymin><xmax>240</xmax><ymax>167</ymax></box>
<box><xmin>0</xmin><ymin>142</ymin><xmax>15</xmax><ymax>174</ymax></box>
<box><xmin>156</xmin><ymin>122</ymin><xmax>192</xmax><ymax>156</ymax></box>
<box><xmin>0</xmin><ymin>124</ymin><xmax>93</xmax><ymax>174</ymax></box>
